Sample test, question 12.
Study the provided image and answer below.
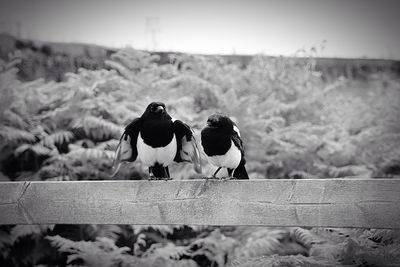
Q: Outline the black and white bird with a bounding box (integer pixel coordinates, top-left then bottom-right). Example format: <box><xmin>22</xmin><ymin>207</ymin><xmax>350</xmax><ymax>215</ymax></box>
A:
<box><xmin>201</xmin><ymin>114</ymin><xmax>249</xmax><ymax>179</ymax></box>
<box><xmin>112</xmin><ymin>102</ymin><xmax>201</xmax><ymax>179</ymax></box>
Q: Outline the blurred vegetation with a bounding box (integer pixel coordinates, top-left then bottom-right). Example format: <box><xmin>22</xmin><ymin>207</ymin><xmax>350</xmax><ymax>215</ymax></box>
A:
<box><xmin>0</xmin><ymin>36</ymin><xmax>400</xmax><ymax>266</ymax></box>
<box><xmin>0</xmin><ymin>34</ymin><xmax>111</xmax><ymax>82</ymax></box>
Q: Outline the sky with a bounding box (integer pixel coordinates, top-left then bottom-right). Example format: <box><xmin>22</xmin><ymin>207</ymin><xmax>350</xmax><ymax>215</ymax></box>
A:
<box><xmin>0</xmin><ymin>0</ymin><xmax>399</xmax><ymax>59</ymax></box>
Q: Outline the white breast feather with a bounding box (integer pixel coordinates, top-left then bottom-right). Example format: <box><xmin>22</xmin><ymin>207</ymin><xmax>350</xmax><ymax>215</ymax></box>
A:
<box><xmin>207</xmin><ymin>140</ymin><xmax>241</xmax><ymax>169</ymax></box>
<box><xmin>137</xmin><ymin>132</ymin><xmax>177</xmax><ymax>167</ymax></box>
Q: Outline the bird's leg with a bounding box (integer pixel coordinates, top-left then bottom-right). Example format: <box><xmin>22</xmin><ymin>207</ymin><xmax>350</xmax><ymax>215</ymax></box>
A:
<box><xmin>223</xmin><ymin>168</ymin><xmax>235</xmax><ymax>181</ymax></box>
<box><xmin>213</xmin><ymin>167</ymin><xmax>222</xmax><ymax>178</ymax></box>
<box><xmin>163</xmin><ymin>167</ymin><xmax>172</xmax><ymax>181</ymax></box>
<box><xmin>202</xmin><ymin>167</ymin><xmax>222</xmax><ymax>179</ymax></box>
<box><xmin>148</xmin><ymin>167</ymin><xmax>155</xmax><ymax>180</ymax></box>
<box><xmin>202</xmin><ymin>167</ymin><xmax>221</xmax><ymax>179</ymax></box>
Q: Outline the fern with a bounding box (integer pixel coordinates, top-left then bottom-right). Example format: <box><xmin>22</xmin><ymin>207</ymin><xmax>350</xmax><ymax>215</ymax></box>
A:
<box><xmin>289</xmin><ymin>227</ymin><xmax>321</xmax><ymax>249</ymax></box>
<box><xmin>85</xmin><ymin>225</ymin><xmax>123</xmax><ymax>242</ymax></box>
<box><xmin>42</xmin><ymin>130</ymin><xmax>75</xmax><ymax>147</ymax></box>
<box><xmin>0</xmin><ymin>126</ymin><xmax>36</xmax><ymax>144</ymax></box>
<box><xmin>229</xmin><ymin>254</ymin><xmax>340</xmax><ymax>267</ymax></box>
<box><xmin>1</xmin><ymin>109</ymin><xmax>29</xmax><ymax>129</ymax></box>
<box><xmin>0</xmin><ymin>229</ymin><xmax>11</xmax><ymax>259</ymax></box>
<box><xmin>240</xmin><ymin>230</ymin><xmax>285</xmax><ymax>257</ymax></box>
<box><xmin>0</xmin><ymin>57</ymin><xmax>19</xmax><ymax>118</ymax></box>
<box><xmin>133</xmin><ymin>233</ymin><xmax>147</xmax><ymax>256</ymax></box>
<box><xmin>143</xmin><ymin>242</ymin><xmax>189</xmax><ymax>260</ymax></box>
<box><xmin>105</xmin><ymin>47</ymin><xmax>160</xmax><ymax>86</ymax></box>
<box><xmin>189</xmin><ymin>229</ymin><xmax>237</xmax><ymax>266</ymax></box>
<box><xmin>67</xmin><ymin>147</ymin><xmax>114</xmax><ymax>160</ymax></box>
<box><xmin>47</xmin><ymin>235</ymin><xmax>131</xmax><ymax>267</ymax></box>
<box><xmin>367</xmin><ymin>229</ymin><xmax>400</xmax><ymax>245</ymax></box>
<box><xmin>95</xmin><ymin>139</ymin><xmax>120</xmax><ymax>151</ymax></box>
<box><xmin>234</xmin><ymin>228</ymin><xmax>308</xmax><ymax>260</ymax></box>
<box><xmin>72</xmin><ymin>116</ymin><xmax>121</xmax><ymax>141</ymax></box>
<box><xmin>108</xmin><ymin>48</ymin><xmax>160</xmax><ymax>73</ymax></box>
<box><xmin>38</xmin><ymin>155</ymin><xmax>77</xmax><ymax>180</ymax></box>
<box><xmin>132</xmin><ymin>225</ymin><xmax>177</xmax><ymax>236</ymax></box>
<box><xmin>10</xmin><ymin>225</ymin><xmax>54</xmax><ymax>243</ymax></box>
<box><xmin>305</xmin><ymin>228</ymin><xmax>400</xmax><ymax>266</ymax></box>
<box><xmin>47</xmin><ymin>235</ymin><xmax>198</xmax><ymax>267</ymax></box>
<box><xmin>121</xmin><ymin>257</ymin><xmax>198</xmax><ymax>267</ymax></box>
<box><xmin>15</xmin><ymin>143</ymin><xmax>57</xmax><ymax>156</ymax></box>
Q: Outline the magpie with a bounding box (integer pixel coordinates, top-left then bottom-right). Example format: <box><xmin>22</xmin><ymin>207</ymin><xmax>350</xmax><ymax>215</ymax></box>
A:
<box><xmin>112</xmin><ymin>102</ymin><xmax>201</xmax><ymax>179</ymax></box>
<box><xmin>201</xmin><ymin>114</ymin><xmax>249</xmax><ymax>179</ymax></box>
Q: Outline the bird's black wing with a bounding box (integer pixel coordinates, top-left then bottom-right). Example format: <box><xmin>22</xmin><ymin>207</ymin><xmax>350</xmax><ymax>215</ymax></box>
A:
<box><xmin>111</xmin><ymin>117</ymin><xmax>142</xmax><ymax>177</ymax></box>
<box><xmin>173</xmin><ymin>119</ymin><xmax>202</xmax><ymax>173</ymax></box>
<box><xmin>231</xmin><ymin>125</ymin><xmax>249</xmax><ymax>179</ymax></box>
<box><xmin>231</xmin><ymin>125</ymin><xmax>245</xmax><ymax>161</ymax></box>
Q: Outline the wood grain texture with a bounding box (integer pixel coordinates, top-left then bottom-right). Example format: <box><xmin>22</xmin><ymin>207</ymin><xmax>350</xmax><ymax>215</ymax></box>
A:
<box><xmin>0</xmin><ymin>179</ymin><xmax>399</xmax><ymax>228</ymax></box>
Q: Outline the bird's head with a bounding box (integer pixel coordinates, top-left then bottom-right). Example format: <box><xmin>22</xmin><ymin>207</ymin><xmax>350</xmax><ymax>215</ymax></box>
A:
<box><xmin>206</xmin><ymin>114</ymin><xmax>233</xmax><ymax>131</ymax></box>
<box><xmin>145</xmin><ymin>102</ymin><xmax>167</xmax><ymax>116</ymax></box>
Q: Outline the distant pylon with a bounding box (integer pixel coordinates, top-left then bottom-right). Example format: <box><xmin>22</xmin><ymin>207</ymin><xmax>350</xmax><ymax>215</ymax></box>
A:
<box><xmin>145</xmin><ymin>17</ymin><xmax>160</xmax><ymax>51</ymax></box>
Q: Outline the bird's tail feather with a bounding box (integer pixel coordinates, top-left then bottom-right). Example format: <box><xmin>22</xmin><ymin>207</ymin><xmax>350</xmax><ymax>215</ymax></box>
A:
<box><xmin>190</xmin><ymin>136</ymin><xmax>202</xmax><ymax>173</ymax></box>
<box><xmin>110</xmin><ymin>137</ymin><xmax>123</xmax><ymax>177</ymax></box>
<box><xmin>152</xmin><ymin>165</ymin><xmax>170</xmax><ymax>178</ymax></box>
<box><xmin>180</xmin><ymin>135</ymin><xmax>202</xmax><ymax>174</ymax></box>
<box><xmin>234</xmin><ymin>161</ymin><xmax>249</xmax><ymax>179</ymax></box>
<box><xmin>110</xmin><ymin>133</ymin><xmax>132</xmax><ymax>177</ymax></box>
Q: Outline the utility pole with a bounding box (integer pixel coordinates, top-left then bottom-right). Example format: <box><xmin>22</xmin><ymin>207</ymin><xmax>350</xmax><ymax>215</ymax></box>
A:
<box><xmin>145</xmin><ymin>17</ymin><xmax>160</xmax><ymax>51</ymax></box>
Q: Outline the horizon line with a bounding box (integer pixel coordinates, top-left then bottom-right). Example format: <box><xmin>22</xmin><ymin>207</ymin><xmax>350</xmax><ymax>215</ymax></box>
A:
<box><xmin>2</xmin><ymin>32</ymin><xmax>400</xmax><ymax>62</ymax></box>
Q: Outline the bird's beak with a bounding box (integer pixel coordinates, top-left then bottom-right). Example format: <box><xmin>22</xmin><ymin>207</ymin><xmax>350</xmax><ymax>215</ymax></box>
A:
<box><xmin>155</xmin><ymin>106</ymin><xmax>164</xmax><ymax>113</ymax></box>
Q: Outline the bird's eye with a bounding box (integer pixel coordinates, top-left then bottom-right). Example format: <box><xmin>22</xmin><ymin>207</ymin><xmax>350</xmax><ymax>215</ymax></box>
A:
<box><xmin>150</xmin><ymin>105</ymin><xmax>164</xmax><ymax>113</ymax></box>
<box><xmin>207</xmin><ymin>118</ymin><xmax>217</xmax><ymax>126</ymax></box>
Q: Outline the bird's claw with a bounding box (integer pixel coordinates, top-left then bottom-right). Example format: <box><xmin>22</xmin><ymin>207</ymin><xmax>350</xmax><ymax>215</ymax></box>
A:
<box><xmin>148</xmin><ymin>176</ymin><xmax>172</xmax><ymax>181</ymax></box>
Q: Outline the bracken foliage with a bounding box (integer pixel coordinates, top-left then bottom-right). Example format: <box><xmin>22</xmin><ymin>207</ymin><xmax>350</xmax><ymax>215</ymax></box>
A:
<box><xmin>0</xmin><ymin>43</ymin><xmax>399</xmax><ymax>266</ymax></box>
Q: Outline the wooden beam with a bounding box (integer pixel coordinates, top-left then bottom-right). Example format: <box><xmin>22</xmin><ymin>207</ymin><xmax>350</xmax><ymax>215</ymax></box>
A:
<box><xmin>0</xmin><ymin>179</ymin><xmax>399</xmax><ymax>228</ymax></box>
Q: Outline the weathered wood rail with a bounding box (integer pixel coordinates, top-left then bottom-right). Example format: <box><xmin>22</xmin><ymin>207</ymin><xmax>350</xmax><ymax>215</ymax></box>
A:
<box><xmin>0</xmin><ymin>179</ymin><xmax>399</xmax><ymax>228</ymax></box>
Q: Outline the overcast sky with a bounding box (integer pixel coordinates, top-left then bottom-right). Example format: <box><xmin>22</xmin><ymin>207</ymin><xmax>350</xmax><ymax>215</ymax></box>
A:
<box><xmin>0</xmin><ymin>0</ymin><xmax>399</xmax><ymax>59</ymax></box>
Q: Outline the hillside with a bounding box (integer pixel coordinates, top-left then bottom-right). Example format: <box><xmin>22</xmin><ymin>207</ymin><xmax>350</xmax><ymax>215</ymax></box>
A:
<box><xmin>1</xmin><ymin>34</ymin><xmax>399</xmax><ymax>82</ymax></box>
